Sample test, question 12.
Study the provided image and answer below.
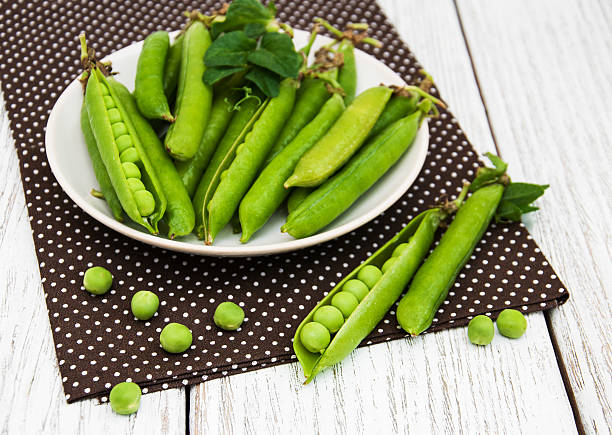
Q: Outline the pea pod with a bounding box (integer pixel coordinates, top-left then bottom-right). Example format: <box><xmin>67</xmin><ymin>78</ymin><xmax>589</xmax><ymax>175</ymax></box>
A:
<box><xmin>284</xmin><ymin>86</ymin><xmax>392</xmax><ymax>188</ymax></box>
<box><xmin>294</xmin><ymin>208</ymin><xmax>442</xmax><ymax>382</ymax></box>
<box><xmin>368</xmin><ymin>92</ymin><xmax>419</xmax><ymax>139</ymax></box>
<box><xmin>396</xmin><ymin>183</ymin><xmax>504</xmax><ymax>335</ymax></box>
<box><xmin>205</xmin><ymin>79</ymin><xmax>298</xmax><ymax>244</ymax></box>
<box><xmin>85</xmin><ymin>69</ymin><xmax>166</xmax><ymax>234</ymax></box>
<box><xmin>337</xmin><ymin>39</ymin><xmax>356</xmax><ymax>105</ymax></box>
<box><xmin>239</xmin><ymin>93</ymin><xmax>345</xmax><ymax>242</ymax></box>
<box><xmin>163</xmin><ymin>34</ymin><xmax>183</xmax><ymax>100</ymax></box>
<box><xmin>263</xmin><ymin>77</ymin><xmax>334</xmax><ymax>165</ymax></box>
<box><xmin>80</xmin><ymin>102</ymin><xmax>124</xmax><ymax>222</ymax></box>
<box><xmin>164</xmin><ymin>21</ymin><xmax>213</xmax><ymax>160</ymax></box>
<box><xmin>175</xmin><ymin>89</ymin><xmax>239</xmax><ymax>196</ymax></box>
<box><xmin>287</xmin><ymin>187</ymin><xmax>313</xmax><ymax>214</ymax></box>
<box><xmin>108</xmin><ymin>78</ymin><xmax>195</xmax><ymax>238</ymax></box>
<box><xmin>192</xmin><ymin>96</ymin><xmax>264</xmax><ymax>238</ymax></box>
<box><xmin>282</xmin><ymin>106</ymin><xmax>428</xmax><ymax>239</ymax></box>
<box><xmin>134</xmin><ymin>31</ymin><xmax>174</xmax><ymax>122</ymax></box>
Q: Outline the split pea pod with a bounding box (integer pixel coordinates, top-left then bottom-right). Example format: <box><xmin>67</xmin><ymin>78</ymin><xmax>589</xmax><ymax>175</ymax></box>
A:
<box><xmin>134</xmin><ymin>31</ymin><xmax>174</xmax><ymax>122</ymax></box>
<box><xmin>294</xmin><ymin>208</ymin><xmax>442</xmax><ymax>382</ymax></box>
<box><xmin>175</xmin><ymin>89</ymin><xmax>239</xmax><ymax>196</ymax></box>
<box><xmin>108</xmin><ymin>78</ymin><xmax>195</xmax><ymax>238</ymax></box>
<box><xmin>337</xmin><ymin>39</ymin><xmax>356</xmax><ymax>105</ymax></box>
<box><xmin>205</xmin><ymin>79</ymin><xmax>298</xmax><ymax>244</ymax></box>
<box><xmin>287</xmin><ymin>187</ymin><xmax>313</xmax><ymax>214</ymax></box>
<box><xmin>396</xmin><ymin>183</ymin><xmax>504</xmax><ymax>335</ymax></box>
<box><xmin>80</xmin><ymin>102</ymin><xmax>124</xmax><ymax>222</ymax></box>
<box><xmin>284</xmin><ymin>86</ymin><xmax>392</xmax><ymax>188</ymax></box>
<box><xmin>282</xmin><ymin>107</ymin><xmax>427</xmax><ymax>239</ymax></box>
<box><xmin>263</xmin><ymin>77</ymin><xmax>334</xmax><ymax>165</ymax></box>
<box><xmin>239</xmin><ymin>93</ymin><xmax>345</xmax><ymax>242</ymax></box>
<box><xmin>192</xmin><ymin>95</ymin><xmax>264</xmax><ymax>239</ymax></box>
<box><xmin>164</xmin><ymin>21</ymin><xmax>212</xmax><ymax>160</ymax></box>
<box><xmin>163</xmin><ymin>34</ymin><xmax>183</xmax><ymax>100</ymax></box>
<box><xmin>85</xmin><ymin>69</ymin><xmax>166</xmax><ymax>234</ymax></box>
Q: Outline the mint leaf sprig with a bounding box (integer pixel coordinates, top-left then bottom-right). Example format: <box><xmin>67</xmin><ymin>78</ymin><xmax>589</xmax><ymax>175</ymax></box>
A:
<box><xmin>471</xmin><ymin>153</ymin><xmax>549</xmax><ymax>223</ymax></box>
<box><xmin>203</xmin><ymin>0</ymin><xmax>301</xmax><ymax>98</ymax></box>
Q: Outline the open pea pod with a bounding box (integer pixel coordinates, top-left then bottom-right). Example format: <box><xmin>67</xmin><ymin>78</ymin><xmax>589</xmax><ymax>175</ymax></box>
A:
<box><xmin>294</xmin><ymin>208</ymin><xmax>442</xmax><ymax>382</ymax></box>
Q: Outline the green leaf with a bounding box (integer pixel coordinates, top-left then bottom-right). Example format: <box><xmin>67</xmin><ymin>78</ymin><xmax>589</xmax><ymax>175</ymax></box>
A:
<box><xmin>204</xmin><ymin>31</ymin><xmax>257</xmax><ymax>68</ymax></box>
<box><xmin>244</xmin><ymin>22</ymin><xmax>267</xmax><ymax>39</ymax></box>
<box><xmin>203</xmin><ymin>66</ymin><xmax>248</xmax><ymax>85</ymax></box>
<box><xmin>245</xmin><ymin>66</ymin><xmax>280</xmax><ymax>97</ymax></box>
<box><xmin>495</xmin><ymin>201</ymin><xmax>523</xmax><ymax>223</ymax></box>
<box><xmin>484</xmin><ymin>152</ymin><xmax>508</xmax><ymax>175</ymax></box>
<box><xmin>211</xmin><ymin>0</ymin><xmax>275</xmax><ymax>38</ymax></box>
<box><xmin>247</xmin><ymin>32</ymin><xmax>301</xmax><ymax>78</ymax></box>
<box><xmin>502</xmin><ymin>182</ymin><xmax>549</xmax><ymax>206</ymax></box>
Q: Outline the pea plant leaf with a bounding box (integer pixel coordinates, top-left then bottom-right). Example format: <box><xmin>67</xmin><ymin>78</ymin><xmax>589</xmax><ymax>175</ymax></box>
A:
<box><xmin>203</xmin><ymin>66</ymin><xmax>248</xmax><ymax>85</ymax></box>
<box><xmin>246</xmin><ymin>33</ymin><xmax>301</xmax><ymax>78</ymax></box>
<box><xmin>204</xmin><ymin>31</ymin><xmax>257</xmax><ymax>67</ymax></box>
<box><xmin>211</xmin><ymin>0</ymin><xmax>276</xmax><ymax>39</ymax></box>
<box><xmin>245</xmin><ymin>66</ymin><xmax>281</xmax><ymax>97</ymax></box>
<box><xmin>495</xmin><ymin>182</ymin><xmax>548</xmax><ymax>222</ymax></box>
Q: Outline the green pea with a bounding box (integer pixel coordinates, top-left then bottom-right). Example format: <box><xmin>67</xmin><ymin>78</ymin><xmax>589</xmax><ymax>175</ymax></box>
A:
<box><xmin>116</xmin><ymin>135</ymin><xmax>133</xmax><ymax>153</ymax></box>
<box><xmin>134</xmin><ymin>190</ymin><xmax>155</xmax><ymax>216</ymax></box>
<box><xmin>107</xmin><ymin>108</ymin><xmax>122</xmax><ymax>124</ymax></box>
<box><xmin>103</xmin><ymin>95</ymin><xmax>116</xmax><ymax>108</ymax></box>
<box><xmin>467</xmin><ymin>315</ymin><xmax>494</xmax><ymax>345</ymax></box>
<box><xmin>382</xmin><ymin>257</ymin><xmax>397</xmax><ymax>274</ymax></box>
<box><xmin>120</xmin><ymin>147</ymin><xmax>139</xmax><ymax>164</ymax></box>
<box><xmin>331</xmin><ymin>291</ymin><xmax>359</xmax><ymax>318</ymax></box>
<box><xmin>496</xmin><ymin>309</ymin><xmax>527</xmax><ymax>339</ymax></box>
<box><xmin>127</xmin><ymin>178</ymin><xmax>146</xmax><ymax>192</ymax></box>
<box><xmin>109</xmin><ymin>382</ymin><xmax>141</xmax><ymax>415</ymax></box>
<box><xmin>213</xmin><ymin>301</ymin><xmax>245</xmax><ymax>331</ymax></box>
<box><xmin>312</xmin><ymin>305</ymin><xmax>344</xmax><ymax>333</ymax></box>
<box><xmin>111</xmin><ymin>122</ymin><xmax>128</xmax><ymax>138</ymax></box>
<box><xmin>342</xmin><ymin>279</ymin><xmax>369</xmax><ymax>302</ymax></box>
<box><xmin>83</xmin><ymin>266</ymin><xmax>112</xmax><ymax>295</ymax></box>
<box><xmin>300</xmin><ymin>322</ymin><xmax>331</xmax><ymax>354</ymax></box>
<box><xmin>160</xmin><ymin>322</ymin><xmax>192</xmax><ymax>353</ymax></box>
<box><xmin>357</xmin><ymin>265</ymin><xmax>383</xmax><ymax>289</ymax></box>
<box><xmin>131</xmin><ymin>290</ymin><xmax>159</xmax><ymax>320</ymax></box>
<box><xmin>122</xmin><ymin>162</ymin><xmax>141</xmax><ymax>179</ymax></box>
<box><xmin>392</xmin><ymin>243</ymin><xmax>410</xmax><ymax>257</ymax></box>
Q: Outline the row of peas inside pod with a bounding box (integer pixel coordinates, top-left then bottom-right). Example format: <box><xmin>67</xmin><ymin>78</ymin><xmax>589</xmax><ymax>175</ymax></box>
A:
<box><xmin>300</xmin><ymin>243</ymin><xmax>410</xmax><ymax>354</ymax></box>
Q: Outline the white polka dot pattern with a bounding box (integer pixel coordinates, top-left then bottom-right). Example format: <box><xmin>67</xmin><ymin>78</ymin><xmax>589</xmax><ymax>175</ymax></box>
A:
<box><xmin>0</xmin><ymin>0</ymin><xmax>568</xmax><ymax>403</ymax></box>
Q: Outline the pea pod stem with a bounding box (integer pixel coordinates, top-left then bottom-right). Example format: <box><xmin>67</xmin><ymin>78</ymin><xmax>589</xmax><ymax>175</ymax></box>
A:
<box><xmin>314</xmin><ymin>18</ymin><xmax>381</xmax><ymax>48</ymax></box>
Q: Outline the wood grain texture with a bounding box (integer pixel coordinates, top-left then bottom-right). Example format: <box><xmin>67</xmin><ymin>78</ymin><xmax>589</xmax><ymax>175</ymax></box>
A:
<box><xmin>0</xmin><ymin>97</ymin><xmax>186</xmax><ymax>434</ymax></box>
<box><xmin>455</xmin><ymin>0</ymin><xmax>612</xmax><ymax>432</ymax></box>
<box><xmin>190</xmin><ymin>1</ymin><xmax>576</xmax><ymax>433</ymax></box>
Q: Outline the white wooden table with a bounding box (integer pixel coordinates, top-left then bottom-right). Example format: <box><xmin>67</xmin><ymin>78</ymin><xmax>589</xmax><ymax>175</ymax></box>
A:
<box><xmin>1</xmin><ymin>1</ymin><xmax>610</xmax><ymax>433</ymax></box>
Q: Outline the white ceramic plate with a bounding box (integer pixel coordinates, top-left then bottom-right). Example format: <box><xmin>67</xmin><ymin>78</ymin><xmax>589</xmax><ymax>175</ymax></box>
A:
<box><xmin>46</xmin><ymin>30</ymin><xmax>428</xmax><ymax>257</ymax></box>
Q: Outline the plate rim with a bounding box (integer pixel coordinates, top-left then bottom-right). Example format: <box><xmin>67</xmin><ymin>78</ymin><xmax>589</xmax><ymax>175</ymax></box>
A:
<box><xmin>45</xmin><ymin>30</ymin><xmax>429</xmax><ymax>257</ymax></box>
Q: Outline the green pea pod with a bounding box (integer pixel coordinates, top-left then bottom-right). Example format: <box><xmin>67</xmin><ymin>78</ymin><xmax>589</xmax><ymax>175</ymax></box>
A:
<box><xmin>165</xmin><ymin>21</ymin><xmax>213</xmax><ymax>160</ymax></box>
<box><xmin>284</xmin><ymin>86</ymin><xmax>392</xmax><ymax>188</ymax></box>
<box><xmin>85</xmin><ymin>70</ymin><xmax>166</xmax><ymax>234</ymax></box>
<box><xmin>80</xmin><ymin>102</ymin><xmax>124</xmax><ymax>222</ymax></box>
<box><xmin>263</xmin><ymin>77</ymin><xmax>334</xmax><ymax>166</ymax></box>
<box><xmin>175</xmin><ymin>89</ymin><xmax>238</xmax><ymax>196</ymax></box>
<box><xmin>108</xmin><ymin>78</ymin><xmax>195</xmax><ymax>238</ymax></box>
<box><xmin>396</xmin><ymin>183</ymin><xmax>504</xmax><ymax>335</ymax></box>
<box><xmin>294</xmin><ymin>208</ymin><xmax>441</xmax><ymax>382</ymax></box>
<box><xmin>205</xmin><ymin>79</ymin><xmax>298</xmax><ymax>244</ymax></box>
<box><xmin>163</xmin><ymin>34</ymin><xmax>183</xmax><ymax>100</ymax></box>
<box><xmin>287</xmin><ymin>187</ymin><xmax>313</xmax><ymax>214</ymax></box>
<box><xmin>239</xmin><ymin>93</ymin><xmax>345</xmax><ymax>242</ymax></box>
<box><xmin>368</xmin><ymin>93</ymin><xmax>419</xmax><ymax>140</ymax></box>
<box><xmin>192</xmin><ymin>96</ymin><xmax>264</xmax><ymax>239</ymax></box>
<box><xmin>337</xmin><ymin>39</ymin><xmax>356</xmax><ymax>105</ymax></box>
<box><xmin>282</xmin><ymin>109</ymin><xmax>424</xmax><ymax>238</ymax></box>
<box><xmin>134</xmin><ymin>31</ymin><xmax>174</xmax><ymax>122</ymax></box>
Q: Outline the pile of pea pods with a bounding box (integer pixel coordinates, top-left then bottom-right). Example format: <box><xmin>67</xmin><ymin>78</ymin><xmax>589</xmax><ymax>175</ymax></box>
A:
<box><xmin>78</xmin><ymin>9</ymin><xmax>444</xmax><ymax>245</ymax></box>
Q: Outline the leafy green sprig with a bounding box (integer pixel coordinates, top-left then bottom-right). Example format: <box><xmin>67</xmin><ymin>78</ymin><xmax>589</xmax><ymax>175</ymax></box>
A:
<box><xmin>202</xmin><ymin>0</ymin><xmax>301</xmax><ymax>98</ymax></box>
<box><xmin>471</xmin><ymin>152</ymin><xmax>549</xmax><ymax>222</ymax></box>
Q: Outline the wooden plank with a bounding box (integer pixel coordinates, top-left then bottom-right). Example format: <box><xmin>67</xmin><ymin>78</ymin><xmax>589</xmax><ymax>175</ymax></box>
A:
<box><xmin>455</xmin><ymin>0</ymin><xmax>612</xmax><ymax>432</ymax></box>
<box><xmin>0</xmin><ymin>99</ymin><xmax>186</xmax><ymax>434</ymax></box>
<box><xmin>190</xmin><ymin>1</ymin><xmax>576</xmax><ymax>433</ymax></box>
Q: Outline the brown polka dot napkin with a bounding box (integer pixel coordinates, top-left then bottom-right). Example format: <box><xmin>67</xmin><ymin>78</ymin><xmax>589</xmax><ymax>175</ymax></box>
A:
<box><xmin>0</xmin><ymin>0</ymin><xmax>568</xmax><ymax>403</ymax></box>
